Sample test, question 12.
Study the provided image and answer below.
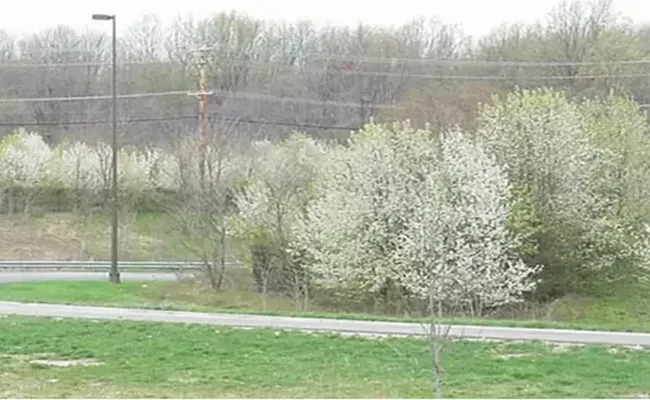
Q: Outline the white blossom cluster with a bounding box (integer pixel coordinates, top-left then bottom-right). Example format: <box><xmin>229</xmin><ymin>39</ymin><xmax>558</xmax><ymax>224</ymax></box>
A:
<box><xmin>0</xmin><ymin>130</ymin><xmax>224</xmax><ymax>194</ymax></box>
<box><xmin>476</xmin><ymin>89</ymin><xmax>599</xmax><ymax>221</ymax></box>
<box><xmin>393</xmin><ymin>129</ymin><xmax>540</xmax><ymax>310</ymax></box>
<box><xmin>233</xmin><ymin>133</ymin><xmax>326</xmax><ymax>244</ymax></box>
<box><xmin>476</xmin><ymin>89</ymin><xmax>650</xmax><ymax>285</ymax></box>
<box><xmin>233</xmin><ymin>90</ymin><xmax>650</xmax><ymax>311</ymax></box>
<box><xmin>287</xmin><ymin>122</ymin><xmax>540</xmax><ymax>310</ymax></box>
<box><xmin>47</xmin><ymin>141</ymin><xmax>102</xmax><ymax>191</ymax></box>
<box><xmin>0</xmin><ymin>129</ymin><xmax>53</xmax><ymax>188</ymax></box>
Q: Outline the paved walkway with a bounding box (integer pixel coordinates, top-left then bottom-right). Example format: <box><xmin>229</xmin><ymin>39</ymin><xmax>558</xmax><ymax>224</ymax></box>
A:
<box><xmin>0</xmin><ymin>272</ymin><xmax>180</xmax><ymax>283</ymax></box>
<box><xmin>1</xmin><ymin>301</ymin><xmax>650</xmax><ymax>346</ymax></box>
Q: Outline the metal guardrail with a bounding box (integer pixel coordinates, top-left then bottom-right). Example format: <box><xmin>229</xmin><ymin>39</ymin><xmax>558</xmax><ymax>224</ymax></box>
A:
<box><xmin>0</xmin><ymin>260</ymin><xmax>209</xmax><ymax>271</ymax></box>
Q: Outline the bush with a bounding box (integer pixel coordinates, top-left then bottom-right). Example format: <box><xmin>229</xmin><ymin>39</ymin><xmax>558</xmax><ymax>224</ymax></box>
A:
<box><xmin>476</xmin><ymin>88</ymin><xmax>650</xmax><ymax>297</ymax></box>
<box><xmin>296</xmin><ymin>122</ymin><xmax>539</xmax><ymax>316</ymax></box>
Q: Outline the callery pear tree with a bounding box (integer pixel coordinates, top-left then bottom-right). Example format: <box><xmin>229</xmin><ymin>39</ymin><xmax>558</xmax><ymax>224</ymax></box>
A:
<box><xmin>298</xmin><ymin>121</ymin><xmax>539</xmax><ymax>313</ymax></box>
<box><xmin>476</xmin><ymin>88</ymin><xmax>650</xmax><ymax>296</ymax></box>
<box><xmin>393</xmin><ymin>129</ymin><xmax>540</xmax><ymax>317</ymax></box>
<box><xmin>296</xmin><ymin>122</ymin><xmax>539</xmax><ymax>398</ymax></box>
<box><xmin>232</xmin><ymin>133</ymin><xmax>325</xmax><ymax>310</ymax></box>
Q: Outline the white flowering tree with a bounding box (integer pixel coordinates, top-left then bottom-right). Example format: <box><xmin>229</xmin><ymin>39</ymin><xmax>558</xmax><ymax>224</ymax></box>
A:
<box><xmin>48</xmin><ymin>141</ymin><xmax>102</xmax><ymax>192</ymax></box>
<box><xmin>298</xmin><ymin>122</ymin><xmax>538</xmax><ymax>313</ymax></box>
<box><xmin>233</xmin><ymin>132</ymin><xmax>325</xmax><ymax>310</ymax></box>
<box><xmin>476</xmin><ymin>89</ymin><xmax>597</xmax><ymax>295</ymax></box>
<box><xmin>476</xmin><ymin>88</ymin><xmax>650</xmax><ymax>296</ymax></box>
<box><xmin>151</xmin><ymin>149</ymin><xmax>183</xmax><ymax>192</ymax></box>
<box><xmin>392</xmin><ymin>129</ymin><xmax>539</xmax><ymax>316</ymax></box>
<box><xmin>0</xmin><ymin>129</ymin><xmax>52</xmax><ymax>187</ymax></box>
<box><xmin>476</xmin><ymin>89</ymin><xmax>598</xmax><ymax>221</ymax></box>
<box><xmin>296</xmin><ymin>122</ymin><xmax>438</xmax><ymax>311</ymax></box>
<box><xmin>46</xmin><ymin>140</ymin><xmax>103</xmax><ymax>246</ymax></box>
<box><xmin>0</xmin><ymin>129</ymin><xmax>53</xmax><ymax>213</ymax></box>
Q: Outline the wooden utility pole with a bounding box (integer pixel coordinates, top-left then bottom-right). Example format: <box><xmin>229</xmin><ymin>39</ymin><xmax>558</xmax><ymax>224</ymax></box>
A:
<box><xmin>188</xmin><ymin>47</ymin><xmax>213</xmax><ymax>188</ymax></box>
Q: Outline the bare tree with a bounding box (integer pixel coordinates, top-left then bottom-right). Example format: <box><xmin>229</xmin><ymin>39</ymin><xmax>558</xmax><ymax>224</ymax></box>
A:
<box><xmin>171</xmin><ymin>118</ymin><xmax>244</xmax><ymax>290</ymax></box>
<box><xmin>3</xmin><ymin>5</ymin><xmax>650</xmax><ymax>148</ymax></box>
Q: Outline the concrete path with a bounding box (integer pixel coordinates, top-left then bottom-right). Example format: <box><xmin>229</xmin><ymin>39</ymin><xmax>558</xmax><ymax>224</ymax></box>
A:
<box><xmin>1</xmin><ymin>301</ymin><xmax>650</xmax><ymax>346</ymax></box>
<box><xmin>0</xmin><ymin>272</ymin><xmax>180</xmax><ymax>283</ymax></box>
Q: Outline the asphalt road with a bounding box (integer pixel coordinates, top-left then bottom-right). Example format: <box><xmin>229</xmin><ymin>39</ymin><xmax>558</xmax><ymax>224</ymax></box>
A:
<box><xmin>1</xmin><ymin>300</ymin><xmax>650</xmax><ymax>346</ymax></box>
<box><xmin>0</xmin><ymin>272</ymin><xmax>181</xmax><ymax>283</ymax></box>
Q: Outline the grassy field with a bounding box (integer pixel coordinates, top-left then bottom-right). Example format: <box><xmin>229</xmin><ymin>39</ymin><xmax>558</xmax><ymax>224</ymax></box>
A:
<box><xmin>2</xmin><ymin>281</ymin><xmax>650</xmax><ymax>333</ymax></box>
<box><xmin>1</xmin><ymin>316</ymin><xmax>649</xmax><ymax>398</ymax></box>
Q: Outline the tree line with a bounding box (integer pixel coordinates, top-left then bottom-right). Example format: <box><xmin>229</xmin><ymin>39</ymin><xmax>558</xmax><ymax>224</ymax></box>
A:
<box><xmin>1</xmin><ymin>0</ymin><xmax>649</xmax><ymax>147</ymax></box>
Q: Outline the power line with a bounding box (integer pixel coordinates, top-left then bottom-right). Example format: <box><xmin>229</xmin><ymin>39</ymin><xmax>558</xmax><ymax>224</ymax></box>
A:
<box><xmin>10</xmin><ymin>49</ymin><xmax>100</xmax><ymax>55</ymax></box>
<box><xmin>0</xmin><ymin>90</ymin><xmax>401</xmax><ymax>110</ymax></box>
<box><xmin>2</xmin><ymin>103</ymin><xmax>647</xmax><ymax>130</ymax></box>
<box><xmin>0</xmin><ymin>90</ymin><xmax>188</xmax><ymax>103</ymax></box>
<box><xmin>1</xmin><ymin>61</ymin><xmax>120</xmax><ymax>68</ymax></box>
<box><xmin>2</xmin><ymin>59</ymin><xmax>649</xmax><ymax>81</ymax></box>
<box><xmin>5</xmin><ymin>52</ymin><xmax>650</xmax><ymax>68</ymax></box>
<box><xmin>141</xmin><ymin>46</ymin><xmax>650</xmax><ymax>67</ymax></box>
<box><xmin>300</xmin><ymin>53</ymin><xmax>650</xmax><ymax>68</ymax></box>
<box><xmin>212</xmin><ymin>90</ymin><xmax>400</xmax><ymax>110</ymax></box>
<box><xmin>0</xmin><ymin>113</ymin><xmax>358</xmax><ymax>131</ymax></box>
<box><xmin>307</xmin><ymin>70</ymin><xmax>650</xmax><ymax>81</ymax></box>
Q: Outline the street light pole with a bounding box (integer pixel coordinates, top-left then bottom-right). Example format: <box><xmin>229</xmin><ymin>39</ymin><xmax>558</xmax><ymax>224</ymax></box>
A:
<box><xmin>92</xmin><ymin>13</ymin><xmax>120</xmax><ymax>284</ymax></box>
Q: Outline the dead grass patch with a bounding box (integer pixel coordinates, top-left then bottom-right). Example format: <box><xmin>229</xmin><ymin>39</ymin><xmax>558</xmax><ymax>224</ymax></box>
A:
<box><xmin>0</xmin><ymin>212</ymin><xmax>199</xmax><ymax>261</ymax></box>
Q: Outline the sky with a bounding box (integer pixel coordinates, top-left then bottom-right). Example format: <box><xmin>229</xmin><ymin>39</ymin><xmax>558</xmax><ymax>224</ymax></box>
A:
<box><xmin>1</xmin><ymin>0</ymin><xmax>649</xmax><ymax>39</ymax></box>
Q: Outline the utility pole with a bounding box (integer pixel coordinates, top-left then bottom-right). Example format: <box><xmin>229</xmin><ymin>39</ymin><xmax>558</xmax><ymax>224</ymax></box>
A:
<box><xmin>187</xmin><ymin>47</ymin><xmax>214</xmax><ymax>188</ymax></box>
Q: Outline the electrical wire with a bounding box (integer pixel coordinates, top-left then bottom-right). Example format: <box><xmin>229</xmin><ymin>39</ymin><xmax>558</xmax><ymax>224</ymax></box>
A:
<box><xmin>299</xmin><ymin>53</ymin><xmax>650</xmax><ymax>67</ymax></box>
<box><xmin>0</xmin><ymin>89</ymin><xmax>401</xmax><ymax>110</ymax></box>
<box><xmin>2</xmin><ymin>59</ymin><xmax>648</xmax><ymax>81</ymax></box>
<box><xmin>209</xmin><ymin>90</ymin><xmax>401</xmax><ymax>109</ymax></box>
<box><xmin>292</xmin><ymin>70</ymin><xmax>650</xmax><ymax>81</ymax></box>
<box><xmin>3</xmin><ymin>104</ymin><xmax>647</xmax><ymax>130</ymax></box>
<box><xmin>0</xmin><ymin>90</ymin><xmax>188</xmax><ymax>103</ymax></box>
<box><xmin>5</xmin><ymin>51</ymin><xmax>650</xmax><ymax>68</ymax></box>
<box><xmin>0</xmin><ymin>113</ymin><xmax>359</xmax><ymax>130</ymax></box>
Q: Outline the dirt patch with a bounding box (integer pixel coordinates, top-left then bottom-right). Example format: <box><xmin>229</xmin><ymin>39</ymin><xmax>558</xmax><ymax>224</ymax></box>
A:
<box><xmin>623</xmin><ymin>345</ymin><xmax>646</xmax><ymax>351</ymax></box>
<box><xmin>454</xmin><ymin>337</ymin><xmax>507</xmax><ymax>344</ymax></box>
<box><xmin>548</xmin><ymin>342</ymin><xmax>585</xmax><ymax>353</ymax></box>
<box><xmin>1</xmin><ymin>353</ymin><xmax>57</xmax><ymax>362</ymax></box>
<box><xmin>494</xmin><ymin>353</ymin><xmax>533</xmax><ymax>360</ymax></box>
<box><xmin>30</xmin><ymin>359</ymin><xmax>104</xmax><ymax>368</ymax></box>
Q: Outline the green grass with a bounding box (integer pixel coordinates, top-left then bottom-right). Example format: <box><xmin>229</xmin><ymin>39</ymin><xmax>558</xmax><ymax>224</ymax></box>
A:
<box><xmin>1</xmin><ymin>316</ymin><xmax>649</xmax><ymax>398</ymax></box>
<box><xmin>3</xmin><ymin>281</ymin><xmax>650</xmax><ymax>333</ymax></box>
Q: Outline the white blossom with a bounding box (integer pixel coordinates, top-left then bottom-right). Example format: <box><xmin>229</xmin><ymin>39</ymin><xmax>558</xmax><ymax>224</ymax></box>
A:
<box><xmin>298</xmin><ymin>122</ymin><xmax>539</xmax><ymax>309</ymax></box>
<box><xmin>234</xmin><ymin>133</ymin><xmax>325</xmax><ymax>243</ymax></box>
<box><xmin>476</xmin><ymin>88</ymin><xmax>650</xmax><ymax>287</ymax></box>
<box><xmin>48</xmin><ymin>141</ymin><xmax>102</xmax><ymax>191</ymax></box>
<box><xmin>476</xmin><ymin>88</ymin><xmax>599</xmax><ymax>221</ymax></box>
<box><xmin>0</xmin><ymin>129</ymin><xmax>52</xmax><ymax>187</ymax></box>
<box><xmin>393</xmin><ymin>129</ymin><xmax>539</xmax><ymax>311</ymax></box>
